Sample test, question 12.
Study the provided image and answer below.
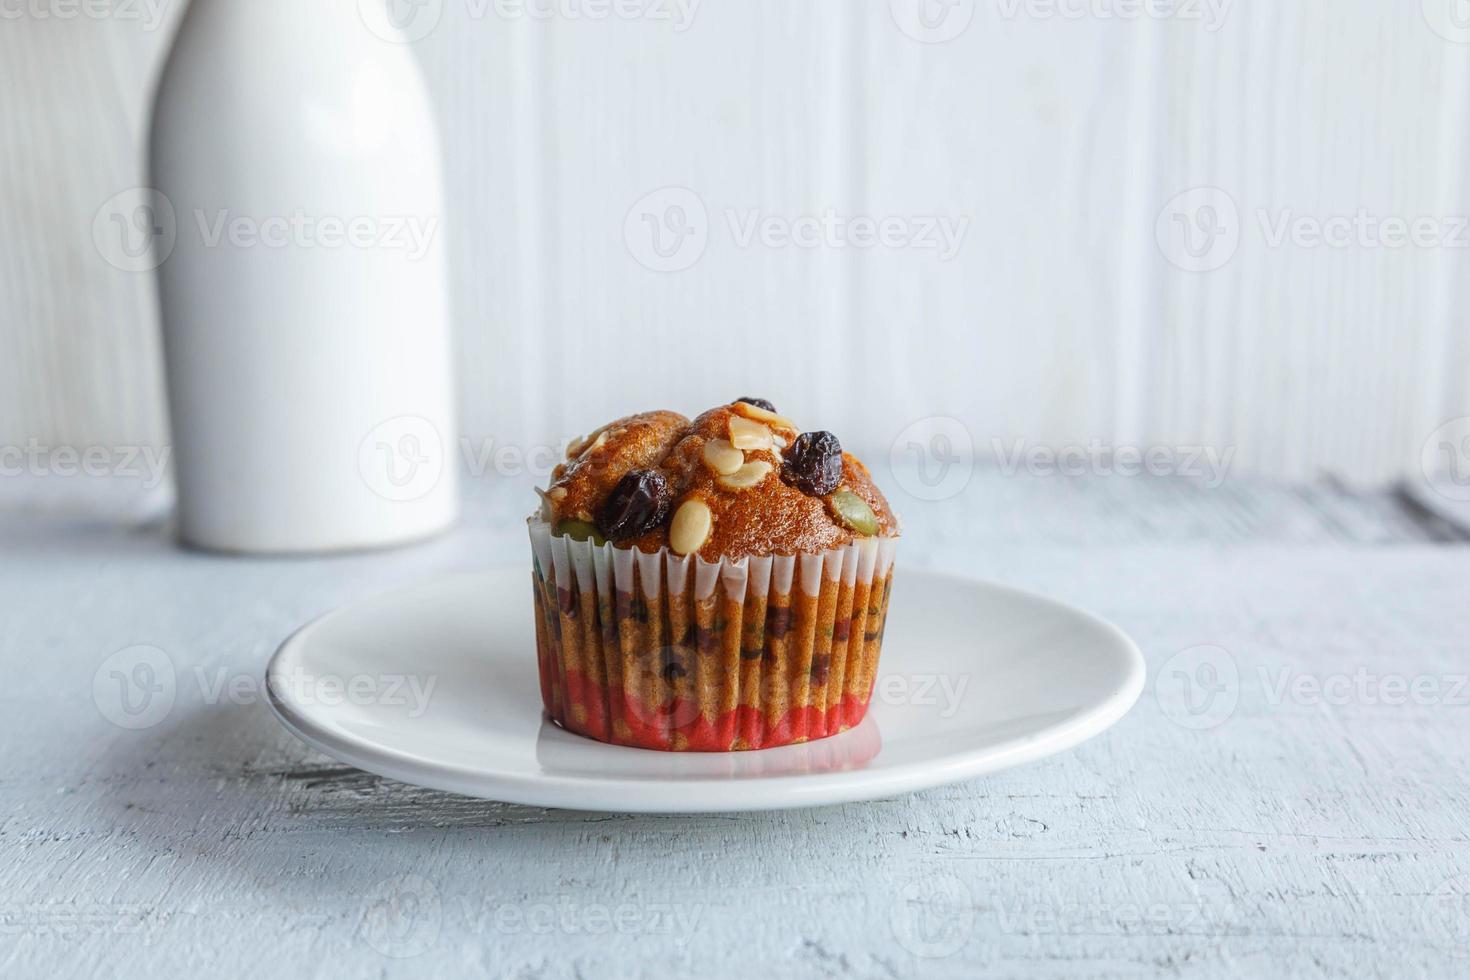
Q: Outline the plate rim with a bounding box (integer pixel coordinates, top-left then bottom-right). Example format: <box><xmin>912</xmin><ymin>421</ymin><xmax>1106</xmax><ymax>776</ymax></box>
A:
<box><xmin>266</xmin><ymin>567</ymin><xmax>1146</xmax><ymax>813</ymax></box>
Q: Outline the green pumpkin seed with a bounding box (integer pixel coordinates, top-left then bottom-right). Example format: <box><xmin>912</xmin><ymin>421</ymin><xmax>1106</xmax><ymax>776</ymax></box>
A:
<box><xmin>829</xmin><ymin>490</ymin><xmax>879</xmax><ymax>536</ymax></box>
<box><xmin>555</xmin><ymin>519</ymin><xmax>606</xmax><ymax>546</ymax></box>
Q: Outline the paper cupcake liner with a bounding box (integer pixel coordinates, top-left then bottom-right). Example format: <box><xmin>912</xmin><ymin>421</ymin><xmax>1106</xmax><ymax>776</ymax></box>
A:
<box><xmin>528</xmin><ymin>520</ymin><xmax>898</xmax><ymax>752</ymax></box>
<box><xmin>533</xmin><ymin>703</ymin><xmax>884</xmax><ymax>773</ymax></box>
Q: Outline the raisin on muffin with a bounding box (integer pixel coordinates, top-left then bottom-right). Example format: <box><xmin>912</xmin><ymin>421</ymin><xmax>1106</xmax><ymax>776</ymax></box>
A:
<box><xmin>528</xmin><ymin>398</ymin><xmax>900</xmax><ymax>751</ymax></box>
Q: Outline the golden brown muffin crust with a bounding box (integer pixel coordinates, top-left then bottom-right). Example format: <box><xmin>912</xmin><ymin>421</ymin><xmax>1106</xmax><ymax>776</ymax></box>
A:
<box><xmin>544</xmin><ymin>410</ymin><xmax>688</xmax><ymax>524</ymax></box>
<box><xmin>540</xmin><ymin>402</ymin><xmax>899</xmax><ymax>560</ymax></box>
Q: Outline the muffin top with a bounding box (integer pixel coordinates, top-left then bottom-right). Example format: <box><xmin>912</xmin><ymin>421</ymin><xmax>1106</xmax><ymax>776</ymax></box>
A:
<box><xmin>535</xmin><ymin>398</ymin><xmax>899</xmax><ymax>561</ymax></box>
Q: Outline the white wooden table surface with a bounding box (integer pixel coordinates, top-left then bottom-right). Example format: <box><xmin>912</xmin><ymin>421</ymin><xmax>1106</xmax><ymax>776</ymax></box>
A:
<box><xmin>3</xmin><ymin>468</ymin><xmax>1468</xmax><ymax>979</ymax></box>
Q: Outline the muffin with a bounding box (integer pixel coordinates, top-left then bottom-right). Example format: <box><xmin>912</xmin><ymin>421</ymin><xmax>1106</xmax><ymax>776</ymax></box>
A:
<box><xmin>528</xmin><ymin>398</ymin><xmax>899</xmax><ymax>751</ymax></box>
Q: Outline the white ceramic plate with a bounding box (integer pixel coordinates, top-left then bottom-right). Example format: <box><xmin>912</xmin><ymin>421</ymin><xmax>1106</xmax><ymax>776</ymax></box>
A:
<box><xmin>266</xmin><ymin>568</ymin><xmax>1144</xmax><ymax>813</ymax></box>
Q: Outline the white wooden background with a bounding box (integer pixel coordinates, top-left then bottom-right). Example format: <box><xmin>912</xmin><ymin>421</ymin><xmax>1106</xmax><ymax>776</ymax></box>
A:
<box><xmin>3</xmin><ymin>0</ymin><xmax>1470</xmax><ymax>480</ymax></box>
